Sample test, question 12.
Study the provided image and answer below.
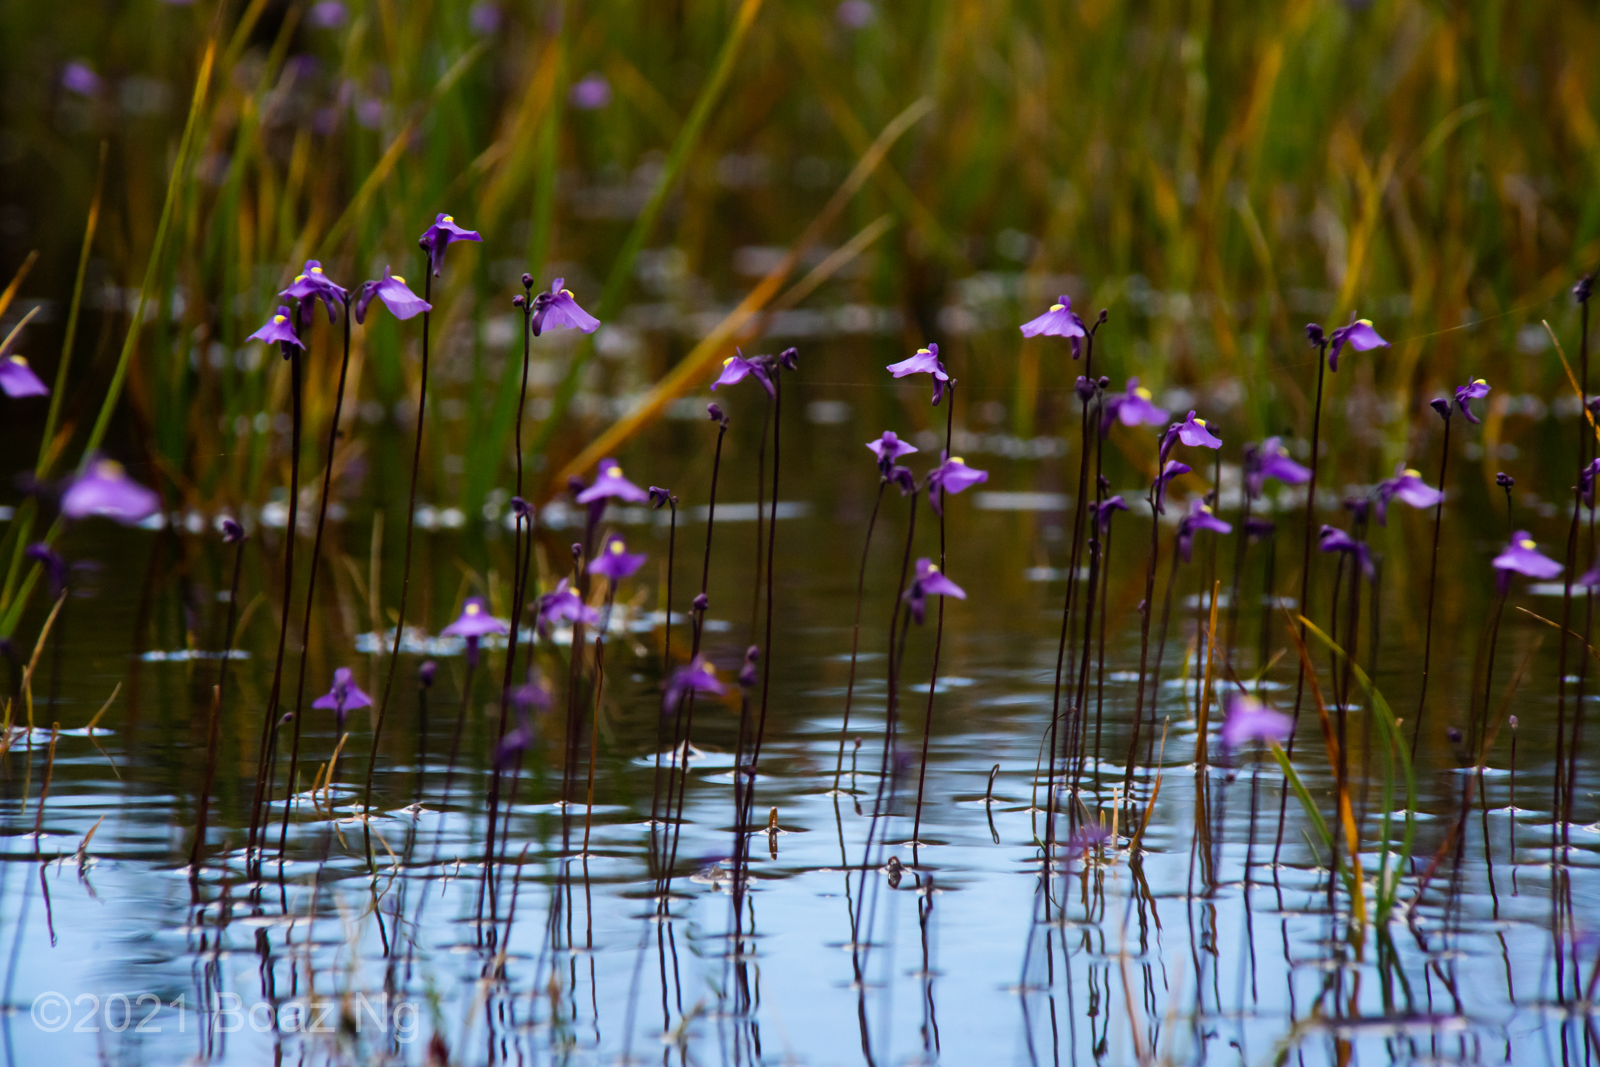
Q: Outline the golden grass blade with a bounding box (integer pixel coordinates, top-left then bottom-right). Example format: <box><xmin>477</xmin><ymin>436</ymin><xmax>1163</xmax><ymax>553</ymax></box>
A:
<box><xmin>0</xmin><ymin>250</ymin><xmax>38</xmax><ymax>324</ymax></box>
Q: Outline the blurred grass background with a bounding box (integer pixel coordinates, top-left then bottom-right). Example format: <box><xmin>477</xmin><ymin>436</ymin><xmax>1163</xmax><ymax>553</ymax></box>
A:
<box><xmin>3</xmin><ymin>0</ymin><xmax>1599</xmax><ymax>516</ymax></box>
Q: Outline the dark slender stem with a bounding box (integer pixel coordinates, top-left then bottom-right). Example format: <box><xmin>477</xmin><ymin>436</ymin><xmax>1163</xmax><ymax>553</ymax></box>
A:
<box><xmin>363</xmin><ymin>264</ymin><xmax>433</xmax><ymax>861</ymax></box>
<box><xmin>1413</xmin><ymin>413</ymin><xmax>1451</xmax><ymax>758</ymax></box>
<box><xmin>746</xmin><ymin>373</ymin><xmax>784</xmax><ymax>796</ymax></box>
<box><xmin>278</xmin><ymin>298</ymin><xmax>356</xmax><ymax>858</ymax></box>
<box><xmin>246</xmin><ymin>343</ymin><xmax>304</xmax><ymax>872</ymax></box>
<box><xmin>835</xmin><ymin>481</ymin><xmax>886</xmax><ymax>791</ymax></box>
<box><xmin>190</xmin><ymin>536</ymin><xmax>246</xmax><ymax>875</ymax></box>
<box><xmin>1274</xmin><ymin>344</ymin><xmax>1326</xmax><ymax>866</ymax></box>
<box><xmin>911</xmin><ymin>383</ymin><xmax>957</xmax><ymax>849</ymax></box>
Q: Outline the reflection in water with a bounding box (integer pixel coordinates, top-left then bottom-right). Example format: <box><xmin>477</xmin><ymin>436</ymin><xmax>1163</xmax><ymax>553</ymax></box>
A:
<box><xmin>4</xmin><ymin>352</ymin><xmax>1600</xmax><ymax>1066</ymax></box>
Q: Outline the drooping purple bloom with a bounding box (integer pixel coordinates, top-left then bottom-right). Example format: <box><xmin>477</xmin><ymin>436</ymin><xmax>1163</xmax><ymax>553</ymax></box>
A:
<box><xmin>354</xmin><ymin>267</ymin><xmax>431</xmax><ymax>324</ymax></box>
<box><xmin>1375</xmin><ymin>463</ymin><xmax>1445</xmax><ymax>525</ymax></box>
<box><xmin>1174</xmin><ymin>410</ymin><xmax>1222</xmax><ymax>450</ymax></box>
<box><xmin>575</xmin><ymin>459</ymin><xmax>649</xmax><ymax>505</ymax></box>
<box><xmin>419</xmin><ymin>213</ymin><xmax>482</xmax><ymax>277</ymax></box>
<box><xmin>24</xmin><ymin>544</ymin><xmax>67</xmax><ymax>597</ymax></box>
<box><xmin>569</xmin><ymin>73</ymin><xmax>612</xmax><ymax>110</ymax></box>
<box><xmin>1454</xmin><ymin>379</ymin><xmax>1489</xmax><ymax>424</ymax></box>
<box><xmin>867</xmin><ymin>431</ymin><xmax>917</xmax><ymax>476</ymax></box>
<box><xmin>1221</xmin><ymin>694</ymin><xmax>1294</xmax><ymax>751</ymax></box>
<box><xmin>311</xmin><ymin>666</ymin><xmax>372</xmax><ymax>731</ymax></box>
<box><xmin>1577</xmin><ymin>564</ymin><xmax>1600</xmax><ymax>591</ymax></box>
<box><xmin>663</xmin><ymin>654</ymin><xmax>725</xmax><ymax>713</ymax></box>
<box><xmin>1103</xmin><ymin>378</ymin><xmax>1168</xmax><ymax>432</ymax></box>
<box><xmin>1583</xmin><ymin>459</ymin><xmax>1600</xmax><ymax>509</ymax></box>
<box><xmin>711</xmin><ymin>350</ymin><xmax>774</xmax><ymax>397</ymax></box>
<box><xmin>1244</xmin><ymin>437</ymin><xmax>1311</xmax><ymax>499</ymax></box>
<box><xmin>1577</xmin><ymin>273</ymin><xmax>1596</xmax><ymax>305</ymax></box>
<box><xmin>0</xmin><ymin>355</ymin><xmax>49</xmax><ymax>398</ymax></box>
<box><xmin>1091</xmin><ymin>494</ymin><xmax>1129</xmax><ymax>534</ymax></box>
<box><xmin>495</xmin><ymin>668</ymin><xmax>552</xmax><ymax>768</ymax></box>
<box><xmin>590</xmin><ymin>535</ymin><xmax>647</xmax><ymax>581</ymax></box>
<box><xmin>247</xmin><ymin>306</ymin><xmax>303</xmax><ymax>355</ymax></box>
<box><xmin>61</xmin><ymin>61</ymin><xmax>102</xmax><ymax>97</ymax></box>
<box><xmin>1019</xmin><ymin>295</ymin><xmax>1087</xmax><ymax>357</ymax></box>
<box><xmin>886</xmin><ymin>343</ymin><xmax>951</xmax><ymax>405</ymax></box>
<box><xmin>1154</xmin><ymin>459</ymin><xmax>1191</xmax><ymax>515</ymax></box>
<box><xmin>1326</xmin><ymin>313</ymin><xmax>1388</xmax><ymax>371</ymax></box>
<box><xmin>1492</xmin><ymin>531</ymin><xmax>1563</xmax><ymax>587</ymax></box>
<box><xmin>926</xmin><ymin>454</ymin><xmax>989</xmax><ymax>516</ymax></box>
<box><xmin>1319</xmin><ymin>525</ymin><xmax>1374</xmax><ymax>580</ymax></box>
<box><xmin>1176</xmin><ymin>499</ymin><xmax>1233</xmax><ymax>563</ymax></box>
<box><xmin>280</xmin><ymin>260</ymin><xmax>347</xmax><ymax>325</ymax></box>
<box><xmin>61</xmin><ymin>459</ymin><xmax>161</xmax><ymax>525</ymax></box>
<box><xmin>530</xmin><ymin>278</ymin><xmax>600</xmax><ymax>335</ymax></box>
<box><xmin>537</xmin><ymin>578</ymin><xmax>601</xmax><ymax>636</ymax></box>
<box><xmin>904</xmin><ymin>557</ymin><xmax>966</xmax><ymax>625</ymax></box>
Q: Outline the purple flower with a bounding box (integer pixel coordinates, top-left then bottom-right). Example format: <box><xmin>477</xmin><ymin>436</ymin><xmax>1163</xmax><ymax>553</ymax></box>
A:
<box><xmin>24</xmin><ymin>544</ymin><xmax>67</xmax><ymax>597</ymax></box>
<box><xmin>530</xmin><ymin>279</ymin><xmax>600</xmax><ymax>335</ymax></box>
<box><xmin>1583</xmin><ymin>459</ymin><xmax>1600</xmax><ymax>509</ymax></box>
<box><xmin>308</xmin><ymin>1</ymin><xmax>346</xmax><ymax>27</ymax></box>
<box><xmin>590</xmin><ymin>535</ymin><xmax>647</xmax><ymax>581</ymax></box>
<box><xmin>311</xmin><ymin>666</ymin><xmax>372</xmax><ymax>731</ymax></box>
<box><xmin>418</xmin><ymin>213</ymin><xmax>482</xmax><ymax>277</ymax></box>
<box><xmin>0</xmin><ymin>355</ymin><xmax>49</xmax><ymax>398</ymax></box>
<box><xmin>904</xmin><ymin>557</ymin><xmax>966</xmax><ymax>625</ymax></box>
<box><xmin>1576</xmin><ymin>273</ymin><xmax>1596</xmax><ymax>305</ymax></box>
<box><xmin>1154</xmin><ymin>459</ymin><xmax>1191</xmax><ymax>515</ymax></box>
<box><xmin>1492</xmin><ymin>532</ymin><xmax>1563</xmax><ymax>585</ymax></box>
<box><xmin>1175</xmin><ymin>499</ymin><xmax>1232</xmax><ymax>563</ymax></box>
<box><xmin>1243</xmin><ymin>517</ymin><xmax>1276</xmax><ymax>542</ymax></box>
<box><xmin>61</xmin><ymin>459</ymin><xmax>161</xmax><ymax>525</ymax></box>
<box><xmin>711</xmin><ymin>351</ymin><xmax>774</xmax><ymax>397</ymax></box>
<box><xmin>1454</xmin><ymin>379</ymin><xmax>1489</xmax><ymax>424</ymax></box>
<box><xmin>468</xmin><ymin>1</ymin><xmax>500</xmax><ymax>34</ymax></box>
<box><xmin>219</xmin><ymin>517</ymin><xmax>245</xmax><ymax>543</ymax></box>
<box><xmin>442</xmin><ymin>596</ymin><xmax>508</xmax><ymax>641</ymax></box>
<box><xmin>495</xmin><ymin>669</ymin><xmax>552</xmax><ymax>768</ymax></box>
<box><xmin>836</xmin><ymin>0</ymin><xmax>875</xmax><ymax>27</ymax></box>
<box><xmin>354</xmin><ymin>267</ymin><xmax>431</xmax><ymax>324</ymax></box>
<box><xmin>61</xmin><ymin>61</ymin><xmax>102</xmax><ymax>97</ymax></box>
<box><xmin>886</xmin><ymin>343</ymin><xmax>951</xmax><ymax>405</ymax></box>
<box><xmin>1244</xmin><ymin>437</ymin><xmax>1310</xmax><ymax>499</ymax></box>
<box><xmin>247</xmin><ymin>305</ymin><xmax>303</xmax><ymax>355</ymax></box>
<box><xmin>1221</xmin><ymin>694</ymin><xmax>1294</xmax><ymax>750</ymax></box>
<box><xmin>1319</xmin><ymin>525</ymin><xmax>1374</xmax><ymax>581</ymax></box>
<box><xmin>867</xmin><ymin>431</ymin><xmax>917</xmax><ymax>476</ymax></box>
<box><xmin>926</xmin><ymin>454</ymin><xmax>989</xmax><ymax>516</ymax></box>
<box><xmin>1104</xmin><ymin>378</ymin><xmax>1169</xmax><ymax>431</ymax></box>
<box><xmin>664</xmin><ymin>654</ymin><xmax>725</xmax><ymax>713</ymax></box>
<box><xmin>575</xmin><ymin>459</ymin><xmax>648</xmax><ymax>505</ymax></box>
<box><xmin>1326</xmin><ymin>313</ymin><xmax>1388</xmax><ymax>371</ymax></box>
<box><xmin>442</xmin><ymin>596</ymin><xmax>509</xmax><ymax>667</ymax></box>
<box><xmin>1174</xmin><ymin>410</ymin><xmax>1222</xmax><ymax>450</ymax></box>
<box><xmin>1019</xmin><ymin>295</ymin><xmax>1087</xmax><ymax>357</ymax></box>
<box><xmin>1375</xmin><ymin>463</ymin><xmax>1445</xmax><ymax>525</ymax></box>
<box><xmin>538</xmin><ymin>578</ymin><xmax>600</xmax><ymax>635</ymax></box>
<box><xmin>1091</xmin><ymin>494</ymin><xmax>1129</xmax><ymax>533</ymax></box>
<box><xmin>280</xmin><ymin>260</ymin><xmax>347</xmax><ymax>325</ymax></box>
<box><xmin>569</xmin><ymin>73</ymin><xmax>612</xmax><ymax>110</ymax></box>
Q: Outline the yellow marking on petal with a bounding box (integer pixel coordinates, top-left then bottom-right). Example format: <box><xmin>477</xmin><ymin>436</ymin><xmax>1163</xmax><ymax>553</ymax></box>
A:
<box><xmin>1049</xmin><ymin>303</ymin><xmax>1064</xmax><ymax>312</ymax></box>
<box><xmin>95</xmin><ymin>460</ymin><xmax>125</xmax><ymax>478</ymax></box>
<box><xmin>1473</xmin><ymin>378</ymin><xmax>1486</xmax><ymax>385</ymax></box>
<box><xmin>1357</xmin><ymin>318</ymin><xmax>1373</xmax><ymax>326</ymax></box>
<box><xmin>392</xmin><ymin>275</ymin><xmax>406</xmax><ymax>285</ymax></box>
<box><xmin>1194</xmin><ymin>417</ymin><xmax>1207</xmax><ymax>426</ymax></box>
<box><xmin>609</xmin><ymin>541</ymin><xmax>624</xmax><ymax>554</ymax></box>
<box><xmin>606</xmin><ymin>465</ymin><xmax>623</xmax><ymax>478</ymax></box>
<box><xmin>723</xmin><ymin>357</ymin><xmax>735</xmax><ymax>367</ymax></box>
<box><xmin>926</xmin><ymin>563</ymin><xmax>940</xmax><ymax>573</ymax></box>
<box><xmin>561</xmin><ymin>289</ymin><xmax>572</xmax><ymax>297</ymax></box>
<box><xmin>9</xmin><ymin>356</ymin><xmax>26</xmax><ymax>366</ymax></box>
<box><xmin>294</xmin><ymin>274</ymin><xmax>306</xmax><ymax>283</ymax></box>
<box><xmin>465</xmin><ymin>602</ymin><xmax>481</xmax><ymax>615</ymax></box>
<box><xmin>950</xmin><ymin>457</ymin><xmax>966</xmax><ymax>465</ymax></box>
<box><xmin>1135</xmin><ymin>387</ymin><xmax>1152</xmax><ymax>400</ymax></box>
<box><xmin>443</xmin><ymin>215</ymin><xmax>454</xmax><ymax>223</ymax></box>
<box><xmin>272</xmin><ymin>315</ymin><xmax>286</xmax><ymax>325</ymax></box>
<box><xmin>917</xmin><ymin>348</ymin><xmax>931</xmax><ymax>355</ymax></box>
<box><xmin>1519</xmin><ymin>539</ymin><xmax>1537</xmax><ymax>550</ymax></box>
<box><xmin>1199</xmin><ymin>504</ymin><xmax>1212</xmax><ymax>514</ymax></box>
<box><xmin>311</xmin><ymin>266</ymin><xmax>323</xmax><ymax>273</ymax></box>
<box><xmin>1404</xmin><ymin>469</ymin><xmax>1421</xmax><ymax>478</ymax></box>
